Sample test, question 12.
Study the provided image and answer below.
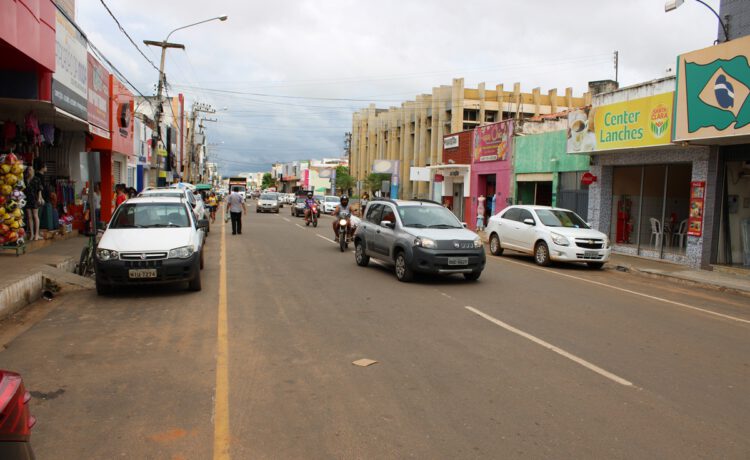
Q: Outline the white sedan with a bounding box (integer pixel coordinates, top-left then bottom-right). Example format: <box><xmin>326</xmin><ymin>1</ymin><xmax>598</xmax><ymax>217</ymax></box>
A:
<box><xmin>486</xmin><ymin>205</ymin><xmax>611</xmax><ymax>269</ymax></box>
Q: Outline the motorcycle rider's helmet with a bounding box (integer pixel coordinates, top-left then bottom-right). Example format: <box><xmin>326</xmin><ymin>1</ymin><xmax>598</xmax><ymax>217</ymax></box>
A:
<box><xmin>307</xmin><ymin>192</ymin><xmax>313</xmax><ymax>198</ymax></box>
<box><xmin>341</xmin><ymin>195</ymin><xmax>349</xmax><ymax>205</ymax></box>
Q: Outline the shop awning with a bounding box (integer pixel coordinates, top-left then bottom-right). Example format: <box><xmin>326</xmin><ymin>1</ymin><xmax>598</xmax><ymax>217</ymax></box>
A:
<box><xmin>0</xmin><ymin>97</ymin><xmax>88</xmax><ymax>131</ymax></box>
<box><xmin>517</xmin><ymin>173</ymin><xmax>554</xmax><ymax>182</ymax></box>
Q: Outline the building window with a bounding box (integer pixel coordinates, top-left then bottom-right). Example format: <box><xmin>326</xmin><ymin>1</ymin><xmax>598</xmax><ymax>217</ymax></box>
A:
<box><xmin>485</xmin><ymin>111</ymin><xmax>497</xmax><ymax>123</ymax></box>
<box><xmin>464</xmin><ymin>109</ymin><xmax>478</xmax><ymax>122</ymax></box>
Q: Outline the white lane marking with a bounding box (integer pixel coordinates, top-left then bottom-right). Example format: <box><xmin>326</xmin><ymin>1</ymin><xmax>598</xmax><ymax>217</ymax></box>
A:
<box><xmin>491</xmin><ymin>256</ymin><xmax>750</xmax><ymax>326</ymax></box>
<box><xmin>282</xmin><ymin>217</ymin><xmax>290</xmax><ymax>222</ymax></box>
<box><xmin>465</xmin><ymin>306</ymin><xmax>634</xmax><ymax>387</ymax></box>
<box><xmin>295</xmin><ymin>223</ymin><xmax>305</xmax><ymax>229</ymax></box>
<box><xmin>316</xmin><ymin>234</ymin><xmax>337</xmax><ymax>244</ymax></box>
<box><xmin>440</xmin><ymin>292</ymin><xmax>454</xmax><ymax>300</ymax></box>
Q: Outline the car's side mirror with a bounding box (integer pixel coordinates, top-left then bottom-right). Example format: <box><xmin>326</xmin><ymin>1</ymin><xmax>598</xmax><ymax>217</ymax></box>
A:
<box><xmin>198</xmin><ymin>219</ymin><xmax>209</xmax><ymax>229</ymax></box>
<box><xmin>523</xmin><ymin>218</ymin><xmax>535</xmax><ymax>226</ymax></box>
<box><xmin>381</xmin><ymin>220</ymin><xmax>395</xmax><ymax>229</ymax></box>
<box><xmin>462</xmin><ymin>222</ymin><xmax>468</xmax><ymax>228</ymax></box>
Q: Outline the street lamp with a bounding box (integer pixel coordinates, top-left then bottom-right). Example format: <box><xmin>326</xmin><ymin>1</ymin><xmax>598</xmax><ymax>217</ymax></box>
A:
<box><xmin>144</xmin><ymin>15</ymin><xmax>228</xmax><ymax>185</ymax></box>
<box><xmin>665</xmin><ymin>0</ymin><xmax>729</xmax><ymax>42</ymax></box>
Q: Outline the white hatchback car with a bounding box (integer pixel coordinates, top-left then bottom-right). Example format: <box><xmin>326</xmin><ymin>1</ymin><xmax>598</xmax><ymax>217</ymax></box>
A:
<box><xmin>139</xmin><ymin>187</ymin><xmax>209</xmax><ymax>235</ymax></box>
<box><xmin>321</xmin><ymin>195</ymin><xmax>341</xmax><ymax>214</ymax></box>
<box><xmin>94</xmin><ymin>196</ymin><xmax>208</xmax><ymax>295</ymax></box>
<box><xmin>486</xmin><ymin>205</ymin><xmax>611</xmax><ymax>268</ymax></box>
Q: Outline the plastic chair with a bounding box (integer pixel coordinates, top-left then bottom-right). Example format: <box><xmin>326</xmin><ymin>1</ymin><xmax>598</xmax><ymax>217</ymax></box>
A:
<box><xmin>672</xmin><ymin>219</ymin><xmax>688</xmax><ymax>248</ymax></box>
<box><xmin>649</xmin><ymin>218</ymin><xmax>664</xmax><ymax>248</ymax></box>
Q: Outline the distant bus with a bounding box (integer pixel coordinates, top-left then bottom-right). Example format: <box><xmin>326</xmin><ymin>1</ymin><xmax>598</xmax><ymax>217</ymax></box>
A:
<box><xmin>228</xmin><ymin>177</ymin><xmax>247</xmax><ymax>200</ymax></box>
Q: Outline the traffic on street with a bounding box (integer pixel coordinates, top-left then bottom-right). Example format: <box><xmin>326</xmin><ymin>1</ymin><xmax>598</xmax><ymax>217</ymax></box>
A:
<box><xmin>2</xmin><ymin>1</ymin><xmax>750</xmax><ymax>459</ymax></box>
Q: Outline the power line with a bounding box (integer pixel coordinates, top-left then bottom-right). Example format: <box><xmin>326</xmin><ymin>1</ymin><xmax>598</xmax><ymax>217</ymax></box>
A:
<box><xmin>97</xmin><ymin>0</ymin><xmax>160</xmax><ymax>72</ymax></box>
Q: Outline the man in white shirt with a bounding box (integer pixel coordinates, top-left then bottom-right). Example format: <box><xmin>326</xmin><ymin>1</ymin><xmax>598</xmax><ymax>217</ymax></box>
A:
<box><xmin>226</xmin><ymin>187</ymin><xmax>247</xmax><ymax>235</ymax></box>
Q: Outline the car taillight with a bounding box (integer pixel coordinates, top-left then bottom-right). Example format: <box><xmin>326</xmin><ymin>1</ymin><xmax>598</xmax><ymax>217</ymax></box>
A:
<box><xmin>0</xmin><ymin>372</ymin><xmax>34</xmax><ymax>441</ymax></box>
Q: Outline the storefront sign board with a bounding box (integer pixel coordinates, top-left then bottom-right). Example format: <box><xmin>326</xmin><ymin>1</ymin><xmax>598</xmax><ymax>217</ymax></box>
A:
<box><xmin>444</xmin><ymin>135</ymin><xmax>459</xmax><ymax>149</ymax></box>
<box><xmin>87</xmin><ymin>53</ymin><xmax>109</xmax><ymax>135</ymax></box>
<box><xmin>674</xmin><ymin>35</ymin><xmax>750</xmax><ymax>142</ymax></box>
<box><xmin>473</xmin><ymin>120</ymin><xmax>513</xmax><ymax>162</ymax></box>
<box><xmin>53</xmin><ymin>10</ymin><xmax>88</xmax><ymax>120</ymax></box>
<box><xmin>567</xmin><ymin>92</ymin><xmax>673</xmax><ymax>153</ymax></box>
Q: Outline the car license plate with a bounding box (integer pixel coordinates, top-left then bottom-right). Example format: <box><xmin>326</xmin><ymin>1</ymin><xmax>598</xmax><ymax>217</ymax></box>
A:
<box><xmin>584</xmin><ymin>250</ymin><xmax>599</xmax><ymax>258</ymax></box>
<box><xmin>448</xmin><ymin>257</ymin><xmax>469</xmax><ymax>266</ymax></box>
<box><xmin>129</xmin><ymin>269</ymin><xmax>157</xmax><ymax>279</ymax></box>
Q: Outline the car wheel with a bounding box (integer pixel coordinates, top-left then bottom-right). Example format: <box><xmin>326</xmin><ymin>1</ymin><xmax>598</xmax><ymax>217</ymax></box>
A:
<box><xmin>188</xmin><ymin>269</ymin><xmax>202</xmax><ymax>291</ymax></box>
<box><xmin>464</xmin><ymin>271</ymin><xmax>481</xmax><ymax>281</ymax></box>
<box><xmin>256</xmin><ymin>209</ymin><xmax>260</xmax><ymax>213</ymax></box>
<box><xmin>534</xmin><ymin>241</ymin><xmax>551</xmax><ymax>266</ymax></box>
<box><xmin>200</xmin><ymin>249</ymin><xmax>204</xmax><ymax>270</ymax></box>
<box><xmin>355</xmin><ymin>241</ymin><xmax>370</xmax><ymax>266</ymax></box>
<box><xmin>489</xmin><ymin>233</ymin><xmax>503</xmax><ymax>256</ymax></box>
<box><xmin>394</xmin><ymin>251</ymin><xmax>414</xmax><ymax>282</ymax></box>
<box><xmin>587</xmin><ymin>262</ymin><xmax>605</xmax><ymax>269</ymax></box>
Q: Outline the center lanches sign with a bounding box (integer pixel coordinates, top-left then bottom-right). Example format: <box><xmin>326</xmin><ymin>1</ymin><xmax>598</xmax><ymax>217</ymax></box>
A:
<box><xmin>567</xmin><ymin>92</ymin><xmax>673</xmax><ymax>154</ymax></box>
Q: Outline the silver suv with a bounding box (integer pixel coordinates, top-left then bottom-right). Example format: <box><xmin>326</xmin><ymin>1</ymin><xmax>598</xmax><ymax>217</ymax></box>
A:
<box><xmin>353</xmin><ymin>199</ymin><xmax>486</xmax><ymax>282</ymax></box>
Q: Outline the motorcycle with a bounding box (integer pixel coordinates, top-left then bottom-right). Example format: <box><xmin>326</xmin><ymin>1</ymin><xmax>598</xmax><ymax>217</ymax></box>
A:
<box><xmin>306</xmin><ymin>204</ymin><xmax>318</xmax><ymax>227</ymax></box>
<box><xmin>337</xmin><ymin>211</ymin><xmax>352</xmax><ymax>252</ymax></box>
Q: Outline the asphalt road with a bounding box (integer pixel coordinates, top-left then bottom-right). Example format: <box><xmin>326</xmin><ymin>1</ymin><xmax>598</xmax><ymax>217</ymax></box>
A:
<box><xmin>1</xmin><ymin>205</ymin><xmax>749</xmax><ymax>459</ymax></box>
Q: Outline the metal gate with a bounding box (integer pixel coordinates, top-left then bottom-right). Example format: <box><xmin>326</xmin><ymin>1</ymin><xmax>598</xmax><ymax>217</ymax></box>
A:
<box><xmin>558</xmin><ymin>172</ymin><xmax>589</xmax><ymax>220</ymax></box>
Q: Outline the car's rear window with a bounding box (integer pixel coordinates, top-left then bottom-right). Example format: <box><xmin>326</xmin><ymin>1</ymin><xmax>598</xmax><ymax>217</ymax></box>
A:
<box><xmin>110</xmin><ymin>203</ymin><xmax>191</xmax><ymax>229</ymax></box>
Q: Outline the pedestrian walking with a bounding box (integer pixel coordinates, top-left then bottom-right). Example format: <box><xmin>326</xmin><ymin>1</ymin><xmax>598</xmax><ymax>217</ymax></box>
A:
<box><xmin>226</xmin><ymin>186</ymin><xmax>247</xmax><ymax>235</ymax></box>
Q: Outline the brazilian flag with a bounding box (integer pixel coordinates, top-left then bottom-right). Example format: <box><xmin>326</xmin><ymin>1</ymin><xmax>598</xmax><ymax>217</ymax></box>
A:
<box><xmin>684</xmin><ymin>55</ymin><xmax>750</xmax><ymax>132</ymax></box>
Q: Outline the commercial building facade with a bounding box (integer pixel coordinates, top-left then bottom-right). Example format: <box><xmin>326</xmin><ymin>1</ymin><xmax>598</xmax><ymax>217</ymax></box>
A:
<box><xmin>350</xmin><ymin>78</ymin><xmax>590</xmax><ymax>200</ymax></box>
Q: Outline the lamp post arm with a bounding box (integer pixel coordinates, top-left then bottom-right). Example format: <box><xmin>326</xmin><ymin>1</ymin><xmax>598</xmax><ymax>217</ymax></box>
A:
<box><xmin>694</xmin><ymin>0</ymin><xmax>730</xmax><ymax>41</ymax></box>
<box><xmin>165</xmin><ymin>16</ymin><xmax>227</xmax><ymax>41</ymax></box>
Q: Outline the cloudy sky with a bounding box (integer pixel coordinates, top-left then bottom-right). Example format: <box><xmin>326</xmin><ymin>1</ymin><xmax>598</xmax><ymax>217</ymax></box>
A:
<box><xmin>76</xmin><ymin>0</ymin><xmax>720</xmax><ymax>176</ymax></box>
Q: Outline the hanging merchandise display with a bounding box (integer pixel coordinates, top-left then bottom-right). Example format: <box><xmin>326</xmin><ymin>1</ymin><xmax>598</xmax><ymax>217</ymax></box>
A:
<box><xmin>0</xmin><ymin>153</ymin><xmax>27</xmax><ymax>254</ymax></box>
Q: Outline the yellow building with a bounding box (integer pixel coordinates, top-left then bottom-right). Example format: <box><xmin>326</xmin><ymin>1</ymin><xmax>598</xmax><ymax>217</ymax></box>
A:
<box><xmin>350</xmin><ymin>78</ymin><xmax>590</xmax><ymax>198</ymax></box>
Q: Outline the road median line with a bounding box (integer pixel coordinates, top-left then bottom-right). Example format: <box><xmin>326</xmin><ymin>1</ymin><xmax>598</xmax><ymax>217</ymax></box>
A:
<box><xmin>214</xmin><ymin>210</ymin><xmax>230</xmax><ymax>460</ymax></box>
<box><xmin>465</xmin><ymin>306</ymin><xmax>635</xmax><ymax>388</ymax></box>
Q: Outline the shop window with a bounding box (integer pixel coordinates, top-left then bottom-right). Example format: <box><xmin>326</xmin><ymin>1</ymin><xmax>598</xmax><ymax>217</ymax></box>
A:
<box><xmin>610</xmin><ymin>164</ymin><xmax>692</xmax><ymax>260</ymax></box>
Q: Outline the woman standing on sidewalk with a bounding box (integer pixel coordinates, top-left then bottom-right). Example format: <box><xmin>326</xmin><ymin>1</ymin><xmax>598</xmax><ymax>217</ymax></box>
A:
<box><xmin>23</xmin><ymin>165</ymin><xmax>43</xmax><ymax>241</ymax></box>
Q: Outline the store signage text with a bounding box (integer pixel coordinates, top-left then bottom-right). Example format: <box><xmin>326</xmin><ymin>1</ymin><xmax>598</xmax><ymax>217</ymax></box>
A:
<box><xmin>444</xmin><ymin>135</ymin><xmax>459</xmax><ymax>149</ymax></box>
<box><xmin>473</xmin><ymin>120</ymin><xmax>513</xmax><ymax>162</ymax></box>
<box><xmin>567</xmin><ymin>92</ymin><xmax>673</xmax><ymax>153</ymax></box>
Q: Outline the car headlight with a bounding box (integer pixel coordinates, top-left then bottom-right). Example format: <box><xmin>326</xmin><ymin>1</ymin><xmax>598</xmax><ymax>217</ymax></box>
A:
<box><xmin>604</xmin><ymin>236</ymin><xmax>611</xmax><ymax>248</ymax></box>
<box><xmin>168</xmin><ymin>245</ymin><xmax>195</xmax><ymax>259</ymax></box>
<box><xmin>473</xmin><ymin>237</ymin><xmax>483</xmax><ymax>248</ymax></box>
<box><xmin>96</xmin><ymin>248</ymin><xmax>119</xmax><ymax>261</ymax></box>
<box><xmin>414</xmin><ymin>237</ymin><xmax>437</xmax><ymax>249</ymax></box>
<box><xmin>550</xmin><ymin>232</ymin><xmax>570</xmax><ymax>246</ymax></box>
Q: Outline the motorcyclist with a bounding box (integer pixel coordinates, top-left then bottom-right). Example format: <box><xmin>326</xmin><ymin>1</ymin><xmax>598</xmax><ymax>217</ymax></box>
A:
<box><xmin>332</xmin><ymin>195</ymin><xmax>353</xmax><ymax>241</ymax></box>
<box><xmin>303</xmin><ymin>191</ymin><xmax>316</xmax><ymax>223</ymax></box>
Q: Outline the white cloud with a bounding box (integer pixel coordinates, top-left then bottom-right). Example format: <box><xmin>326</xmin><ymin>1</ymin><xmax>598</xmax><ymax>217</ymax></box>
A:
<box><xmin>76</xmin><ymin>0</ymin><xmax>721</xmax><ymax>174</ymax></box>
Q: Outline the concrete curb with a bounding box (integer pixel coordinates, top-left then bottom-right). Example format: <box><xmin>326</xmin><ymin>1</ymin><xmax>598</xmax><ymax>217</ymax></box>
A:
<box><xmin>611</xmin><ymin>263</ymin><xmax>750</xmax><ymax>298</ymax></box>
<box><xmin>0</xmin><ymin>255</ymin><xmax>87</xmax><ymax>321</ymax></box>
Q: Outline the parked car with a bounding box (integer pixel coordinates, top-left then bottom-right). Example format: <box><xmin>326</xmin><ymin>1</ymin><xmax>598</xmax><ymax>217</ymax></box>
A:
<box><xmin>139</xmin><ymin>187</ymin><xmax>209</xmax><ymax>235</ymax></box>
<box><xmin>257</xmin><ymin>193</ymin><xmax>280</xmax><ymax>213</ymax></box>
<box><xmin>485</xmin><ymin>205</ymin><xmax>611</xmax><ymax>268</ymax></box>
<box><xmin>321</xmin><ymin>195</ymin><xmax>341</xmax><ymax>214</ymax></box>
<box><xmin>354</xmin><ymin>199</ymin><xmax>485</xmax><ymax>282</ymax></box>
<box><xmin>291</xmin><ymin>197</ymin><xmax>307</xmax><ymax>217</ymax></box>
<box><xmin>94</xmin><ymin>196</ymin><xmax>207</xmax><ymax>295</ymax></box>
<box><xmin>0</xmin><ymin>370</ymin><xmax>36</xmax><ymax>460</ymax></box>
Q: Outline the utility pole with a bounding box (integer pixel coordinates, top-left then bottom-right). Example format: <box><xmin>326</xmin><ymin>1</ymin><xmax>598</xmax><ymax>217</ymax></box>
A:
<box><xmin>614</xmin><ymin>50</ymin><xmax>619</xmax><ymax>84</ymax></box>
<box><xmin>186</xmin><ymin>103</ymin><xmax>215</xmax><ymax>183</ymax></box>
<box><xmin>144</xmin><ymin>40</ymin><xmax>184</xmax><ymax>186</ymax></box>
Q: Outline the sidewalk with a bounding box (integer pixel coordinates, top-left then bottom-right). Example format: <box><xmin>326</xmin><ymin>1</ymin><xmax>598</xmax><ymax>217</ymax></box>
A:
<box><xmin>0</xmin><ymin>234</ymin><xmax>93</xmax><ymax>319</ymax></box>
<box><xmin>477</xmin><ymin>230</ymin><xmax>750</xmax><ymax>297</ymax></box>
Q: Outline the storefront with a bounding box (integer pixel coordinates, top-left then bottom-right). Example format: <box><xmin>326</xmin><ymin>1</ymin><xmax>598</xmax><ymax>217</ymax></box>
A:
<box><xmin>469</xmin><ymin>120</ymin><xmax>514</xmax><ymax>230</ymax></box>
<box><xmin>674</xmin><ymin>36</ymin><xmax>750</xmax><ymax>270</ymax></box>
<box><xmin>88</xmin><ymin>75</ymin><xmax>134</xmax><ymax>222</ymax></box>
<box><xmin>513</xmin><ymin>128</ymin><xmax>591</xmax><ymax>219</ymax></box>
<box><xmin>437</xmin><ymin>131</ymin><xmax>473</xmax><ymax>220</ymax></box>
<box><xmin>580</xmin><ymin>78</ymin><xmax>712</xmax><ymax>267</ymax></box>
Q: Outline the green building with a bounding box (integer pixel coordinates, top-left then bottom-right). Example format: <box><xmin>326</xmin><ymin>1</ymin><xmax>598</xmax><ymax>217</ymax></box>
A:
<box><xmin>512</xmin><ymin>129</ymin><xmax>591</xmax><ymax>219</ymax></box>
